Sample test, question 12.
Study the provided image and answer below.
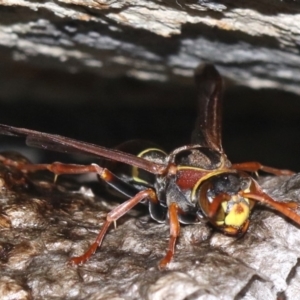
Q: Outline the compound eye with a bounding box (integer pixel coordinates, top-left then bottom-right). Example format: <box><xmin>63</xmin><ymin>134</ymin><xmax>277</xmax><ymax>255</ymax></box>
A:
<box><xmin>197</xmin><ymin>180</ymin><xmax>226</xmax><ymax>223</ymax></box>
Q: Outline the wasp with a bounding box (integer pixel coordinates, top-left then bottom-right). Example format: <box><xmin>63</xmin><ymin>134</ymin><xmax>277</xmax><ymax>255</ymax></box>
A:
<box><xmin>0</xmin><ymin>64</ymin><xmax>299</xmax><ymax>269</ymax></box>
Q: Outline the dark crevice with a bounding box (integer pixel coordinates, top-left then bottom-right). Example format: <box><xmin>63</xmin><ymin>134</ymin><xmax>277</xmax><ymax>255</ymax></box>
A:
<box><xmin>235</xmin><ymin>275</ymin><xmax>267</xmax><ymax>299</ymax></box>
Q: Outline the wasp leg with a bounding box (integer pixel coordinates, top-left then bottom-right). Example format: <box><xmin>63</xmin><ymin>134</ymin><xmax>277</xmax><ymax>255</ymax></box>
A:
<box><xmin>69</xmin><ymin>188</ymin><xmax>157</xmax><ymax>265</ymax></box>
<box><xmin>159</xmin><ymin>203</ymin><xmax>180</xmax><ymax>270</ymax></box>
<box><xmin>0</xmin><ymin>156</ymin><xmax>101</xmax><ymax>175</ymax></box>
<box><xmin>240</xmin><ymin>180</ymin><xmax>300</xmax><ymax>225</ymax></box>
<box><xmin>0</xmin><ymin>157</ymin><xmax>162</xmax><ymax>264</ymax></box>
<box><xmin>0</xmin><ymin>157</ymin><xmax>145</xmax><ymax>198</ymax></box>
<box><xmin>231</xmin><ymin>162</ymin><xmax>294</xmax><ymax>176</ymax></box>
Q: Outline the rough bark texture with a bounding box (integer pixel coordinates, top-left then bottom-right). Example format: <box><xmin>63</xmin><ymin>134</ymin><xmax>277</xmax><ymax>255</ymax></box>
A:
<box><xmin>1</xmin><ymin>1</ymin><xmax>300</xmax><ymax>300</ymax></box>
<box><xmin>0</xmin><ymin>157</ymin><xmax>300</xmax><ymax>300</ymax></box>
<box><xmin>0</xmin><ymin>0</ymin><xmax>300</xmax><ymax>95</ymax></box>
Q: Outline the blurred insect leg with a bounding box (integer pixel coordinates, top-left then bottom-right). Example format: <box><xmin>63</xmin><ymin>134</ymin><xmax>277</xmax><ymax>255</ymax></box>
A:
<box><xmin>231</xmin><ymin>162</ymin><xmax>294</xmax><ymax>176</ymax></box>
<box><xmin>159</xmin><ymin>203</ymin><xmax>180</xmax><ymax>270</ymax></box>
<box><xmin>69</xmin><ymin>188</ymin><xmax>158</xmax><ymax>265</ymax></box>
<box><xmin>240</xmin><ymin>180</ymin><xmax>300</xmax><ymax>225</ymax></box>
<box><xmin>0</xmin><ymin>158</ymin><xmax>144</xmax><ymax>197</ymax></box>
<box><xmin>94</xmin><ymin>164</ymin><xmax>142</xmax><ymax>198</ymax></box>
<box><xmin>0</xmin><ymin>156</ymin><xmax>99</xmax><ymax>175</ymax></box>
<box><xmin>0</xmin><ymin>155</ymin><xmax>49</xmax><ymax>172</ymax></box>
<box><xmin>49</xmin><ymin>163</ymin><xmax>147</xmax><ymax>198</ymax></box>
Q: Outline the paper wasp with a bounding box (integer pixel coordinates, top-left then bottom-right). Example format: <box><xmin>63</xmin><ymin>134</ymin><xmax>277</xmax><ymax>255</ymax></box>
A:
<box><xmin>0</xmin><ymin>64</ymin><xmax>299</xmax><ymax>269</ymax></box>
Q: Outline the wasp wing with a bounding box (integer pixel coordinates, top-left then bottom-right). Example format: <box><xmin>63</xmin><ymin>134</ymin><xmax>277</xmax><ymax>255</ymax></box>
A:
<box><xmin>191</xmin><ymin>64</ymin><xmax>223</xmax><ymax>153</ymax></box>
<box><xmin>0</xmin><ymin>124</ymin><xmax>165</xmax><ymax>174</ymax></box>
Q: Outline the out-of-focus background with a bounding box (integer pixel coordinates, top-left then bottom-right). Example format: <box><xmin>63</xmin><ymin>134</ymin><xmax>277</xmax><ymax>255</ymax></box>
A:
<box><xmin>1</xmin><ymin>1</ymin><xmax>300</xmax><ymax>171</ymax></box>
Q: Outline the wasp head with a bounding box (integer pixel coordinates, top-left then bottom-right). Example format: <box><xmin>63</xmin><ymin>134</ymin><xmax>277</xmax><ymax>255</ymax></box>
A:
<box><xmin>196</xmin><ymin>172</ymin><xmax>255</xmax><ymax>236</ymax></box>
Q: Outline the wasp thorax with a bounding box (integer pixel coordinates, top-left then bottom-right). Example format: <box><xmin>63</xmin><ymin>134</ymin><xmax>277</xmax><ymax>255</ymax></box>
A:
<box><xmin>197</xmin><ymin>173</ymin><xmax>254</xmax><ymax>235</ymax></box>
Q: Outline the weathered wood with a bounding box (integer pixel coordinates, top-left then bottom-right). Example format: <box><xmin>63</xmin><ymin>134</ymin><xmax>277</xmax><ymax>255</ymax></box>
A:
<box><xmin>0</xmin><ymin>158</ymin><xmax>300</xmax><ymax>299</ymax></box>
<box><xmin>0</xmin><ymin>0</ymin><xmax>300</xmax><ymax>94</ymax></box>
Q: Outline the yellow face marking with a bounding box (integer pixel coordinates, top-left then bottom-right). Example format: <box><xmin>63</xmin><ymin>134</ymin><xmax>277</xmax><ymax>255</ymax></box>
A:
<box><xmin>221</xmin><ymin>201</ymin><xmax>228</xmax><ymax>212</ymax></box>
<box><xmin>224</xmin><ymin>200</ymin><xmax>250</xmax><ymax>227</ymax></box>
<box><xmin>216</xmin><ymin>220</ymin><xmax>224</xmax><ymax>226</ymax></box>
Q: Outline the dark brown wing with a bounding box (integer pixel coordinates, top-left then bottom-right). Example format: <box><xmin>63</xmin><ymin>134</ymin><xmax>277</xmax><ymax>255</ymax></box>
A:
<box><xmin>0</xmin><ymin>124</ymin><xmax>166</xmax><ymax>174</ymax></box>
<box><xmin>191</xmin><ymin>64</ymin><xmax>223</xmax><ymax>153</ymax></box>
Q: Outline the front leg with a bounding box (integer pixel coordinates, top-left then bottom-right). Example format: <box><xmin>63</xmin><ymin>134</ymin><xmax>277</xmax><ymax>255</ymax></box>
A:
<box><xmin>69</xmin><ymin>188</ymin><xmax>158</xmax><ymax>265</ymax></box>
<box><xmin>240</xmin><ymin>179</ymin><xmax>300</xmax><ymax>225</ymax></box>
<box><xmin>159</xmin><ymin>202</ymin><xmax>180</xmax><ymax>269</ymax></box>
<box><xmin>231</xmin><ymin>162</ymin><xmax>294</xmax><ymax>176</ymax></box>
